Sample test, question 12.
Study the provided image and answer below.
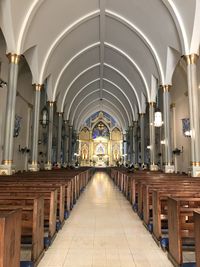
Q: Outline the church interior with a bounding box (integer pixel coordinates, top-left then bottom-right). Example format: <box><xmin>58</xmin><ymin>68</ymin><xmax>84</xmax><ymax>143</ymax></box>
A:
<box><xmin>0</xmin><ymin>1</ymin><xmax>200</xmax><ymax>267</ymax></box>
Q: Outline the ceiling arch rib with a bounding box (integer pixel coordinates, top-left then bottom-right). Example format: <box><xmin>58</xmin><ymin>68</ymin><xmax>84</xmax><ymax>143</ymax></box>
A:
<box><xmin>68</xmin><ymin>89</ymin><xmax>132</xmax><ymax>125</ymax></box>
<box><xmin>105</xmin><ymin>9</ymin><xmax>165</xmax><ymax>83</ymax></box>
<box><xmin>65</xmin><ymin>79</ymin><xmax>100</xmax><ymax>119</ymax></box>
<box><xmin>18</xmin><ymin>1</ymin><xmax>164</xmax><ymax>94</ymax></box>
<box><xmin>38</xmin><ymin>10</ymin><xmax>100</xmax><ymax>84</ymax></box>
<box><xmin>105</xmin><ymin>42</ymin><xmax>150</xmax><ymax>101</ymax></box>
<box><xmin>58</xmin><ymin>63</ymin><xmax>141</xmax><ymax>113</ymax></box>
<box><xmin>64</xmin><ymin>78</ymin><xmax>134</xmax><ymax>122</ymax></box>
<box><xmin>162</xmin><ymin>0</ymin><xmax>188</xmax><ymax>54</ymax></box>
<box><xmin>19</xmin><ymin>1</ymin><xmax>100</xmax><ymax>83</ymax></box>
<box><xmin>52</xmin><ymin>42</ymin><xmax>100</xmax><ymax>101</ymax></box>
<box><xmin>58</xmin><ymin>63</ymin><xmax>100</xmax><ymax>112</ymax></box>
<box><xmin>53</xmin><ymin>45</ymin><xmax>100</xmax><ymax>101</ymax></box>
<box><xmin>102</xmin><ymin>90</ymin><xmax>132</xmax><ymax>124</ymax></box>
<box><xmin>52</xmin><ymin>40</ymin><xmax>150</xmax><ymax>104</ymax></box>
<box><xmin>16</xmin><ymin>0</ymin><xmax>43</xmax><ymax>53</ymax></box>
<box><xmin>103</xmin><ymin>78</ymin><xmax>135</xmax><ymax>120</ymax></box>
<box><xmin>104</xmin><ymin>63</ymin><xmax>141</xmax><ymax>112</ymax></box>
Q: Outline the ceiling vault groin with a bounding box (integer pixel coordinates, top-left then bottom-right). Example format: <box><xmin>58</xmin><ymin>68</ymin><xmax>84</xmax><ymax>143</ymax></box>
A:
<box><xmin>1</xmin><ymin>0</ymin><xmax>198</xmax><ymax>131</ymax></box>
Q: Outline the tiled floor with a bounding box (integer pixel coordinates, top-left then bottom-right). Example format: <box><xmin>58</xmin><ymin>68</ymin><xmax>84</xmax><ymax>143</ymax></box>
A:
<box><xmin>38</xmin><ymin>171</ymin><xmax>173</xmax><ymax>267</ymax></box>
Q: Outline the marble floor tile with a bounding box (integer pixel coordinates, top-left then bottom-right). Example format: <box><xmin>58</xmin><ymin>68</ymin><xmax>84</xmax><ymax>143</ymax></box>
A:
<box><xmin>38</xmin><ymin>172</ymin><xmax>173</xmax><ymax>267</ymax></box>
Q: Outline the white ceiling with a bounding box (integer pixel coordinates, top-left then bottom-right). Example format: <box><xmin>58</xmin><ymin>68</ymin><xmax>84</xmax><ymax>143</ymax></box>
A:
<box><xmin>0</xmin><ymin>0</ymin><xmax>200</xmax><ymax>131</ymax></box>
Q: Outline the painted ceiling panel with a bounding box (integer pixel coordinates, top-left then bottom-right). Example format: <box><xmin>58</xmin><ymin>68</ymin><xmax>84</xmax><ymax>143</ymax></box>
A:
<box><xmin>53</xmin><ymin>46</ymin><xmax>100</xmax><ymax>100</ymax></box>
<box><xmin>103</xmin><ymin>65</ymin><xmax>139</xmax><ymax>110</ymax></box>
<box><xmin>103</xmin><ymin>79</ymin><xmax>133</xmax><ymax>119</ymax></box>
<box><xmin>57</xmin><ymin>65</ymin><xmax>100</xmax><ymax>111</ymax></box>
<box><xmin>106</xmin><ymin>0</ymin><xmax>181</xmax><ymax>59</ymax></box>
<box><xmin>105</xmin><ymin>16</ymin><xmax>159</xmax><ymax>85</ymax></box>
<box><xmin>22</xmin><ymin>0</ymin><xmax>99</xmax><ymax>60</ymax></box>
<box><xmin>104</xmin><ymin>46</ymin><xmax>147</xmax><ymax>98</ymax></box>
<box><xmin>64</xmin><ymin>79</ymin><xmax>100</xmax><ymax>119</ymax></box>
<box><xmin>44</xmin><ymin>17</ymin><xmax>100</xmax><ymax>84</ymax></box>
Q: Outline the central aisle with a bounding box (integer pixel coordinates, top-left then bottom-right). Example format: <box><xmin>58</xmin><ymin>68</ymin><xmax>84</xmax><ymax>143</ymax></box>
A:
<box><xmin>38</xmin><ymin>172</ymin><xmax>173</xmax><ymax>267</ymax></box>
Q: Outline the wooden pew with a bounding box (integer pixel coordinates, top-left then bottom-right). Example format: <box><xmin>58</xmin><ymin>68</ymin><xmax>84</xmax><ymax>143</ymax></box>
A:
<box><xmin>0</xmin><ymin>196</ymin><xmax>44</xmax><ymax>266</ymax></box>
<box><xmin>0</xmin><ymin>193</ymin><xmax>56</xmax><ymax>242</ymax></box>
<box><xmin>167</xmin><ymin>197</ymin><xmax>200</xmax><ymax>266</ymax></box>
<box><xmin>152</xmin><ymin>189</ymin><xmax>200</xmax><ymax>243</ymax></box>
<box><xmin>194</xmin><ymin>211</ymin><xmax>200</xmax><ymax>267</ymax></box>
<box><xmin>0</xmin><ymin>184</ymin><xmax>64</xmax><ymax>226</ymax></box>
<box><xmin>0</xmin><ymin>209</ymin><xmax>21</xmax><ymax>267</ymax></box>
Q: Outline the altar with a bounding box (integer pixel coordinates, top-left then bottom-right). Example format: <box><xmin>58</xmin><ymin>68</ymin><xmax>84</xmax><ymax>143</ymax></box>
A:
<box><xmin>78</xmin><ymin>111</ymin><xmax>123</xmax><ymax>166</ymax></box>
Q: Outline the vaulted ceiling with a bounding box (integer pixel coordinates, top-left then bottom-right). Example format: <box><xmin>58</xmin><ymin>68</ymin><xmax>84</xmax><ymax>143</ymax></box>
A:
<box><xmin>0</xmin><ymin>0</ymin><xmax>200</xmax><ymax>131</ymax></box>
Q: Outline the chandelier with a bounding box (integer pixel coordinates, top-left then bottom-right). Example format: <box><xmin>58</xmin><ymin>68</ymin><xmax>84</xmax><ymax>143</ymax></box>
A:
<box><xmin>154</xmin><ymin>108</ymin><xmax>163</xmax><ymax>127</ymax></box>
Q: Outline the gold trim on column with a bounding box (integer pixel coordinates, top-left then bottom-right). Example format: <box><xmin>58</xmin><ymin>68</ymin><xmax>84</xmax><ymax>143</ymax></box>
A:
<box><xmin>2</xmin><ymin>160</ymin><xmax>13</xmax><ymax>165</ymax></box>
<box><xmin>149</xmin><ymin>102</ymin><xmax>156</xmax><ymax>108</ymax></box>
<box><xmin>48</xmin><ymin>101</ymin><xmax>55</xmax><ymax>107</ymax></box>
<box><xmin>57</xmin><ymin>112</ymin><xmax>63</xmax><ymax>116</ymax></box>
<box><xmin>47</xmin><ymin>161</ymin><xmax>51</xmax><ymax>165</ymax></box>
<box><xmin>162</xmin><ymin>85</ymin><xmax>172</xmax><ymax>92</ymax></box>
<box><xmin>139</xmin><ymin>113</ymin><xmax>145</xmax><ymax>117</ymax></box>
<box><xmin>31</xmin><ymin>161</ymin><xmax>38</xmax><ymax>165</ymax></box>
<box><xmin>183</xmin><ymin>54</ymin><xmax>199</xmax><ymax>65</ymax></box>
<box><xmin>7</xmin><ymin>53</ymin><xmax>21</xmax><ymax>64</ymax></box>
<box><xmin>191</xmin><ymin>162</ymin><xmax>200</xmax><ymax>167</ymax></box>
<box><xmin>33</xmin><ymin>84</ymin><xmax>43</xmax><ymax>91</ymax></box>
<box><xmin>170</xmin><ymin>103</ymin><xmax>175</xmax><ymax>109</ymax></box>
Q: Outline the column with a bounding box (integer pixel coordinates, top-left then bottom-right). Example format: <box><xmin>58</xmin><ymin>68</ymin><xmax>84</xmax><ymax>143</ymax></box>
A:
<box><xmin>183</xmin><ymin>54</ymin><xmax>200</xmax><ymax>176</ymax></box>
<box><xmin>162</xmin><ymin>85</ymin><xmax>174</xmax><ymax>173</ymax></box>
<box><xmin>24</xmin><ymin>104</ymin><xmax>32</xmax><ymax>171</ymax></box>
<box><xmin>149</xmin><ymin>102</ymin><xmax>158</xmax><ymax>171</ymax></box>
<box><xmin>123</xmin><ymin>133</ymin><xmax>127</xmax><ymax>165</ymax></box>
<box><xmin>45</xmin><ymin>101</ymin><xmax>54</xmax><ymax>170</ymax></box>
<box><xmin>133</xmin><ymin>121</ymin><xmax>138</xmax><ymax>167</ymax></box>
<box><xmin>64</xmin><ymin>120</ymin><xmax>70</xmax><ymax>165</ymax></box>
<box><xmin>171</xmin><ymin>103</ymin><xmax>178</xmax><ymax>173</ymax></box>
<box><xmin>129</xmin><ymin>125</ymin><xmax>133</xmax><ymax>164</ymax></box>
<box><xmin>28</xmin><ymin>84</ymin><xmax>43</xmax><ymax>171</ymax></box>
<box><xmin>68</xmin><ymin>125</ymin><xmax>73</xmax><ymax>164</ymax></box>
<box><xmin>56</xmin><ymin>112</ymin><xmax>63</xmax><ymax>167</ymax></box>
<box><xmin>76</xmin><ymin>134</ymin><xmax>79</xmax><ymax>154</ymax></box>
<box><xmin>62</xmin><ymin>120</ymin><xmax>68</xmax><ymax>166</ymax></box>
<box><xmin>140</xmin><ymin>113</ymin><xmax>145</xmax><ymax>167</ymax></box>
<box><xmin>0</xmin><ymin>54</ymin><xmax>21</xmax><ymax>175</ymax></box>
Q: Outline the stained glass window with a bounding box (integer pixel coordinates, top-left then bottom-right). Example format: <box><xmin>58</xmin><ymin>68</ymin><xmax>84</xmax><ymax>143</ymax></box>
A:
<box><xmin>92</xmin><ymin>121</ymin><xmax>109</xmax><ymax>139</ymax></box>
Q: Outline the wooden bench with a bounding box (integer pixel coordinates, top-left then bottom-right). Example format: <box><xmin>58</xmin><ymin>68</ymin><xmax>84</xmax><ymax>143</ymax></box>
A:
<box><xmin>0</xmin><ymin>196</ymin><xmax>44</xmax><ymax>266</ymax></box>
<box><xmin>194</xmin><ymin>211</ymin><xmax>200</xmax><ymax>267</ymax></box>
<box><xmin>167</xmin><ymin>197</ymin><xmax>200</xmax><ymax>266</ymax></box>
<box><xmin>152</xmin><ymin>189</ymin><xmax>200</xmax><ymax>243</ymax></box>
<box><xmin>0</xmin><ymin>193</ymin><xmax>56</xmax><ymax>243</ymax></box>
<box><xmin>0</xmin><ymin>209</ymin><xmax>21</xmax><ymax>267</ymax></box>
<box><xmin>0</xmin><ymin>183</ymin><xmax>65</xmax><ymax>225</ymax></box>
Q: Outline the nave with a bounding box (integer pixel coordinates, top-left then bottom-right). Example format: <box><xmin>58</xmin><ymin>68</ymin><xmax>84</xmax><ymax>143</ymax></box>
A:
<box><xmin>38</xmin><ymin>172</ymin><xmax>173</xmax><ymax>267</ymax></box>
